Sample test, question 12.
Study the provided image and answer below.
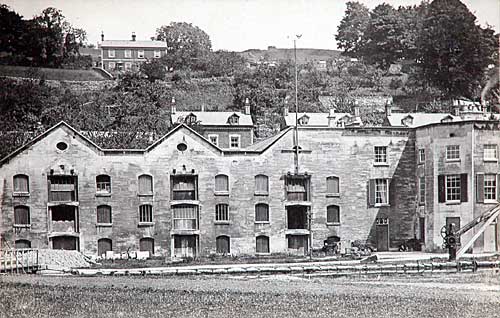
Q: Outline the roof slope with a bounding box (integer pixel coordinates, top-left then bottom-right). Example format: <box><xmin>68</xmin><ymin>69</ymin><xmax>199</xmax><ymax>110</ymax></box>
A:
<box><xmin>172</xmin><ymin>111</ymin><xmax>253</xmax><ymax>126</ymax></box>
<box><xmin>100</xmin><ymin>40</ymin><xmax>167</xmax><ymax>48</ymax></box>
<box><xmin>284</xmin><ymin>112</ymin><xmax>351</xmax><ymax>127</ymax></box>
<box><xmin>386</xmin><ymin>113</ymin><xmax>462</xmax><ymax>128</ymax></box>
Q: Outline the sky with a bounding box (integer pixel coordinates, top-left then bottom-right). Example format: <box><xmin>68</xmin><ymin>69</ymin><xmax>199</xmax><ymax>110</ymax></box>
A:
<box><xmin>4</xmin><ymin>0</ymin><xmax>500</xmax><ymax>51</ymax></box>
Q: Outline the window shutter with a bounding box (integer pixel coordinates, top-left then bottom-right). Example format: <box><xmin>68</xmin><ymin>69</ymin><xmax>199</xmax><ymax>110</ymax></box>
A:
<box><xmin>368</xmin><ymin>179</ymin><xmax>376</xmax><ymax>207</ymax></box>
<box><xmin>387</xmin><ymin>178</ymin><xmax>392</xmax><ymax>205</ymax></box>
<box><xmin>460</xmin><ymin>173</ymin><xmax>468</xmax><ymax>202</ymax></box>
<box><xmin>476</xmin><ymin>174</ymin><xmax>484</xmax><ymax>203</ymax></box>
<box><xmin>438</xmin><ymin>175</ymin><xmax>445</xmax><ymax>203</ymax></box>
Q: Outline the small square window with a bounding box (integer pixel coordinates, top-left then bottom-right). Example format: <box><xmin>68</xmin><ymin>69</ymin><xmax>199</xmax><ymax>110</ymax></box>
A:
<box><xmin>446</xmin><ymin>145</ymin><xmax>460</xmax><ymax>161</ymax></box>
<box><xmin>124</xmin><ymin>50</ymin><xmax>131</xmax><ymax>58</ymax></box>
<box><xmin>108</xmin><ymin>50</ymin><xmax>115</xmax><ymax>58</ymax></box>
<box><xmin>484</xmin><ymin>174</ymin><xmax>497</xmax><ymax>201</ymax></box>
<box><xmin>138</xmin><ymin>50</ymin><xmax>145</xmax><ymax>58</ymax></box>
<box><xmin>125</xmin><ymin>62</ymin><xmax>132</xmax><ymax>70</ymax></box>
<box><xmin>109</xmin><ymin>62</ymin><xmax>115</xmax><ymax>70</ymax></box>
<box><xmin>374</xmin><ymin>146</ymin><xmax>387</xmax><ymax>164</ymax></box>
<box><xmin>229</xmin><ymin>135</ymin><xmax>240</xmax><ymax>149</ymax></box>
<box><xmin>96</xmin><ymin>175</ymin><xmax>111</xmax><ymax>194</ymax></box>
<box><xmin>154</xmin><ymin>50</ymin><xmax>161</xmax><ymax>58</ymax></box>
<box><xmin>484</xmin><ymin>144</ymin><xmax>498</xmax><ymax>161</ymax></box>
<box><xmin>208</xmin><ymin>134</ymin><xmax>218</xmax><ymax>146</ymax></box>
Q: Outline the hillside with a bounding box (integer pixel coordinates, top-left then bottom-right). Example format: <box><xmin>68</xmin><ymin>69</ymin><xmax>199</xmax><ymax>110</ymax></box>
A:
<box><xmin>0</xmin><ymin>65</ymin><xmax>110</xmax><ymax>81</ymax></box>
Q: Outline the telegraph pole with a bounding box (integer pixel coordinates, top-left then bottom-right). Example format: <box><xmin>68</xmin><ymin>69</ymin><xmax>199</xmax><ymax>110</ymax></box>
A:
<box><xmin>294</xmin><ymin>34</ymin><xmax>301</xmax><ymax>174</ymax></box>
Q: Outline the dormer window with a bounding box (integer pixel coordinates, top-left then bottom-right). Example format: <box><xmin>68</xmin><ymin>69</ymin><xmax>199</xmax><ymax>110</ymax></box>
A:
<box><xmin>185</xmin><ymin>114</ymin><xmax>197</xmax><ymax>125</ymax></box>
<box><xmin>298</xmin><ymin>115</ymin><xmax>309</xmax><ymax>125</ymax></box>
<box><xmin>441</xmin><ymin>116</ymin><xmax>453</xmax><ymax>123</ymax></box>
<box><xmin>228</xmin><ymin>114</ymin><xmax>239</xmax><ymax>125</ymax></box>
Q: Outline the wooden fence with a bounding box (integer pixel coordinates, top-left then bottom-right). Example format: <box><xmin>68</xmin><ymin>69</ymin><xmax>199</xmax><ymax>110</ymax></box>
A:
<box><xmin>0</xmin><ymin>248</ymin><xmax>40</xmax><ymax>274</ymax></box>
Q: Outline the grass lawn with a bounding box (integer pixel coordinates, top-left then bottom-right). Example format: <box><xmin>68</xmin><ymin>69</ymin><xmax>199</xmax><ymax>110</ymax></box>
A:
<box><xmin>0</xmin><ymin>65</ymin><xmax>108</xmax><ymax>81</ymax></box>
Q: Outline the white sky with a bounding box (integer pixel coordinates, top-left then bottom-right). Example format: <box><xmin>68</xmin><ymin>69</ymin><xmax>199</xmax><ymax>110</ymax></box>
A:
<box><xmin>4</xmin><ymin>0</ymin><xmax>500</xmax><ymax>51</ymax></box>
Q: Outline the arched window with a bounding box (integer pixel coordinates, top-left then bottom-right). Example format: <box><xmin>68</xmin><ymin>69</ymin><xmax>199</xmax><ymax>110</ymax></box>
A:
<box><xmin>326</xmin><ymin>176</ymin><xmax>340</xmax><ymax>195</ymax></box>
<box><xmin>14</xmin><ymin>205</ymin><xmax>30</xmax><ymax>226</ymax></box>
<box><xmin>97</xmin><ymin>238</ymin><xmax>112</xmax><ymax>256</ymax></box>
<box><xmin>216</xmin><ymin>235</ymin><xmax>230</xmax><ymax>254</ymax></box>
<box><xmin>13</xmin><ymin>174</ymin><xmax>29</xmax><ymax>194</ymax></box>
<box><xmin>215</xmin><ymin>174</ymin><xmax>229</xmax><ymax>193</ymax></box>
<box><xmin>255</xmin><ymin>203</ymin><xmax>269</xmax><ymax>223</ymax></box>
<box><xmin>15</xmin><ymin>239</ymin><xmax>31</xmax><ymax>249</ymax></box>
<box><xmin>138</xmin><ymin>174</ymin><xmax>153</xmax><ymax>195</ymax></box>
<box><xmin>215</xmin><ymin>204</ymin><xmax>229</xmax><ymax>222</ymax></box>
<box><xmin>327</xmin><ymin>205</ymin><xmax>340</xmax><ymax>224</ymax></box>
<box><xmin>256</xmin><ymin>235</ymin><xmax>270</xmax><ymax>254</ymax></box>
<box><xmin>139</xmin><ymin>204</ymin><xmax>153</xmax><ymax>224</ymax></box>
<box><xmin>97</xmin><ymin>205</ymin><xmax>112</xmax><ymax>224</ymax></box>
<box><xmin>139</xmin><ymin>237</ymin><xmax>154</xmax><ymax>255</ymax></box>
<box><xmin>96</xmin><ymin>175</ymin><xmax>111</xmax><ymax>194</ymax></box>
<box><xmin>255</xmin><ymin>175</ymin><xmax>269</xmax><ymax>195</ymax></box>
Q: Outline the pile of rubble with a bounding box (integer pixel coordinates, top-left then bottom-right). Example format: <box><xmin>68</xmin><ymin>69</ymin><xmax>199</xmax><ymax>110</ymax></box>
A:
<box><xmin>38</xmin><ymin>249</ymin><xmax>92</xmax><ymax>270</ymax></box>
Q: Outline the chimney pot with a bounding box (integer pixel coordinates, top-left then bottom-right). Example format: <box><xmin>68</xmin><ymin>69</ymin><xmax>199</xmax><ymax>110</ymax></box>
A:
<box><xmin>385</xmin><ymin>101</ymin><xmax>392</xmax><ymax>116</ymax></box>
<box><xmin>101</xmin><ymin>31</ymin><xmax>104</xmax><ymax>42</ymax></box>
<box><xmin>244</xmin><ymin>98</ymin><xmax>251</xmax><ymax>115</ymax></box>
<box><xmin>132</xmin><ymin>32</ymin><xmax>136</xmax><ymax>41</ymax></box>
<box><xmin>171</xmin><ymin>97</ymin><xmax>176</xmax><ymax>114</ymax></box>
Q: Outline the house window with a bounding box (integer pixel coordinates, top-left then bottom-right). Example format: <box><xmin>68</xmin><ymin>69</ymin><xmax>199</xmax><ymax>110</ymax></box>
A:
<box><xmin>139</xmin><ymin>204</ymin><xmax>153</xmax><ymax>224</ymax></box>
<box><xmin>97</xmin><ymin>238</ymin><xmax>112</xmax><ymax>256</ymax></box>
<box><xmin>228</xmin><ymin>115</ymin><xmax>239</xmax><ymax>125</ymax></box>
<box><xmin>446</xmin><ymin>145</ymin><xmax>460</xmax><ymax>161</ymax></box>
<box><xmin>215</xmin><ymin>174</ymin><xmax>229</xmax><ymax>193</ymax></box>
<box><xmin>215</xmin><ymin>204</ymin><xmax>229</xmax><ymax>222</ymax></box>
<box><xmin>97</xmin><ymin>205</ymin><xmax>112</xmax><ymax>225</ymax></box>
<box><xmin>173</xmin><ymin>204</ymin><xmax>198</xmax><ymax>230</ymax></box>
<box><xmin>171</xmin><ymin>175</ymin><xmax>197</xmax><ymax>200</ymax></box>
<box><xmin>255</xmin><ymin>203</ymin><xmax>269</xmax><ymax>223</ymax></box>
<box><xmin>154</xmin><ymin>50</ymin><xmax>161</xmax><ymax>58</ymax></box>
<box><xmin>108</xmin><ymin>49</ymin><xmax>115</xmax><ymax>58</ymax></box>
<box><xmin>326</xmin><ymin>205</ymin><xmax>340</xmax><ymax>224</ymax></box>
<box><xmin>216</xmin><ymin>236</ymin><xmax>230</xmax><ymax>254</ymax></box>
<box><xmin>229</xmin><ymin>135</ymin><xmax>240</xmax><ymax>148</ymax></box>
<box><xmin>374</xmin><ymin>179</ymin><xmax>389</xmax><ymax>205</ymax></box>
<box><xmin>13</xmin><ymin>174</ymin><xmax>29</xmax><ymax>195</ymax></box>
<box><xmin>419</xmin><ymin>149</ymin><xmax>425</xmax><ymax>163</ymax></box>
<box><xmin>138</xmin><ymin>50</ymin><xmax>144</xmax><ymax>58</ymax></box>
<box><xmin>484</xmin><ymin>174</ymin><xmax>497</xmax><ymax>201</ymax></box>
<box><xmin>14</xmin><ymin>205</ymin><xmax>30</xmax><ymax>227</ymax></box>
<box><xmin>109</xmin><ymin>62</ymin><xmax>115</xmax><ymax>69</ymax></box>
<box><xmin>15</xmin><ymin>239</ymin><xmax>31</xmax><ymax>249</ymax></box>
<box><xmin>208</xmin><ymin>134</ymin><xmax>218</xmax><ymax>146</ymax></box>
<box><xmin>484</xmin><ymin>144</ymin><xmax>498</xmax><ymax>161</ymax></box>
<box><xmin>255</xmin><ymin>175</ymin><xmax>269</xmax><ymax>195</ymax></box>
<box><xmin>48</xmin><ymin>175</ymin><xmax>77</xmax><ymax>202</ymax></box>
<box><xmin>185</xmin><ymin>114</ymin><xmax>197</xmax><ymax>125</ymax></box>
<box><xmin>124</xmin><ymin>50</ymin><xmax>131</xmax><ymax>58</ymax></box>
<box><xmin>125</xmin><ymin>62</ymin><xmax>132</xmax><ymax>70</ymax></box>
<box><xmin>298</xmin><ymin>115</ymin><xmax>309</xmax><ymax>125</ymax></box>
<box><xmin>256</xmin><ymin>235</ymin><xmax>270</xmax><ymax>254</ymax></box>
<box><xmin>374</xmin><ymin>146</ymin><xmax>387</xmax><ymax>164</ymax></box>
<box><xmin>419</xmin><ymin>176</ymin><xmax>425</xmax><ymax>205</ymax></box>
<box><xmin>326</xmin><ymin>176</ymin><xmax>340</xmax><ymax>195</ymax></box>
<box><xmin>96</xmin><ymin>175</ymin><xmax>111</xmax><ymax>194</ymax></box>
<box><xmin>139</xmin><ymin>237</ymin><xmax>154</xmax><ymax>255</ymax></box>
<box><xmin>446</xmin><ymin>175</ymin><xmax>461</xmax><ymax>202</ymax></box>
<box><xmin>138</xmin><ymin>174</ymin><xmax>153</xmax><ymax>196</ymax></box>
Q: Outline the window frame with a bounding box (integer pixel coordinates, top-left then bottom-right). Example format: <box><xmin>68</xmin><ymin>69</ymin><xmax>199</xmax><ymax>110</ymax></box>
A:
<box><xmin>13</xmin><ymin>174</ymin><xmax>29</xmax><ymax>196</ymax></box>
<box><xmin>96</xmin><ymin>205</ymin><xmax>112</xmax><ymax>226</ymax></box>
<box><xmin>108</xmin><ymin>49</ymin><xmax>115</xmax><ymax>58</ymax></box>
<box><xmin>255</xmin><ymin>203</ymin><xmax>270</xmax><ymax>223</ymax></box>
<box><xmin>216</xmin><ymin>235</ymin><xmax>230</xmax><ymax>254</ymax></box>
<box><xmin>254</xmin><ymin>174</ymin><xmax>269</xmax><ymax>196</ymax></box>
<box><xmin>124</xmin><ymin>50</ymin><xmax>132</xmax><ymax>58</ymax></box>
<box><xmin>255</xmin><ymin>235</ymin><xmax>270</xmax><ymax>254</ymax></box>
<box><xmin>124</xmin><ymin>62</ymin><xmax>132</xmax><ymax>70</ymax></box>
<box><xmin>484</xmin><ymin>174</ymin><xmax>497</xmax><ymax>202</ymax></box>
<box><xmin>214</xmin><ymin>174</ymin><xmax>229</xmax><ymax>195</ymax></box>
<box><xmin>374</xmin><ymin>146</ymin><xmax>388</xmax><ymax>165</ymax></box>
<box><xmin>109</xmin><ymin>61</ymin><xmax>115</xmax><ymax>70</ymax></box>
<box><xmin>138</xmin><ymin>204</ymin><xmax>153</xmax><ymax>226</ymax></box>
<box><xmin>229</xmin><ymin>134</ymin><xmax>240</xmax><ymax>149</ymax></box>
<box><xmin>137</xmin><ymin>50</ymin><xmax>145</xmax><ymax>58</ymax></box>
<box><xmin>171</xmin><ymin>175</ymin><xmax>197</xmax><ymax>201</ymax></box>
<box><xmin>374</xmin><ymin>178</ymin><xmax>389</xmax><ymax>206</ymax></box>
<box><xmin>418</xmin><ymin>148</ymin><xmax>425</xmax><ymax>164</ymax></box>
<box><xmin>445</xmin><ymin>174</ymin><xmax>461</xmax><ymax>203</ymax></box>
<box><xmin>96</xmin><ymin>175</ymin><xmax>111</xmax><ymax>195</ymax></box>
<box><xmin>14</xmin><ymin>205</ymin><xmax>30</xmax><ymax>228</ymax></box>
<box><xmin>138</xmin><ymin>174</ymin><xmax>153</xmax><ymax>196</ymax></box>
<box><xmin>446</xmin><ymin>145</ymin><xmax>460</xmax><ymax>162</ymax></box>
<box><xmin>208</xmin><ymin>134</ymin><xmax>219</xmax><ymax>146</ymax></box>
<box><xmin>483</xmin><ymin>144</ymin><xmax>498</xmax><ymax>162</ymax></box>
<box><xmin>326</xmin><ymin>205</ymin><xmax>340</xmax><ymax>225</ymax></box>
<box><xmin>215</xmin><ymin>203</ymin><xmax>229</xmax><ymax>223</ymax></box>
<box><xmin>154</xmin><ymin>50</ymin><xmax>161</xmax><ymax>58</ymax></box>
<box><xmin>172</xmin><ymin>204</ymin><xmax>199</xmax><ymax>230</ymax></box>
<box><xmin>419</xmin><ymin>176</ymin><xmax>425</xmax><ymax>205</ymax></box>
<box><xmin>326</xmin><ymin>176</ymin><xmax>340</xmax><ymax>197</ymax></box>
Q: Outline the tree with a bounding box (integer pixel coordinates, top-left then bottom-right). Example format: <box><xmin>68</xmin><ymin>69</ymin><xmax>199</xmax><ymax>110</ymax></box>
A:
<box><xmin>417</xmin><ymin>0</ymin><xmax>497</xmax><ymax>98</ymax></box>
<box><xmin>156</xmin><ymin>22</ymin><xmax>212</xmax><ymax>71</ymax></box>
<box><xmin>140</xmin><ymin>59</ymin><xmax>167</xmax><ymax>82</ymax></box>
<box><xmin>201</xmin><ymin>50</ymin><xmax>247</xmax><ymax>77</ymax></box>
<box><xmin>335</xmin><ymin>1</ymin><xmax>370</xmax><ymax>57</ymax></box>
<box><xmin>0</xmin><ymin>5</ymin><xmax>27</xmax><ymax>61</ymax></box>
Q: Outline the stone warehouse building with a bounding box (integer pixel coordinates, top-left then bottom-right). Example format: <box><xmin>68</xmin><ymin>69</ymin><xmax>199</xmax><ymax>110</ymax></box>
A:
<box><xmin>0</xmin><ymin>105</ymin><xmax>499</xmax><ymax>258</ymax></box>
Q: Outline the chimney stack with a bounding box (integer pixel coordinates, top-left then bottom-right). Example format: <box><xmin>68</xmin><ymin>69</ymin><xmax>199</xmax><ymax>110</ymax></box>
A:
<box><xmin>283</xmin><ymin>99</ymin><xmax>289</xmax><ymax>116</ymax></box>
<box><xmin>244</xmin><ymin>98</ymin><xmax>251</xmax><ymax>115</ymax></box>
<box><xmin>353</xmin><ymin>101</ymin><xmax>360</xmax><ymax>118</ymax></box>
<box><xmin>132</xmin><ymin>32</ymin><xmax>136</xmax><ymax>41</ymax></box>
<box><xmin>101</xmin><ymin>31</ymin><xmax>104</xmax><ymax>42</ymax></box>
<box><xmin>171</xmin><ymin>97</ymin><xmax>176</xmax><ymax>114</ymax></box>
<box><xmin>201</xmin><ymin>104</ymin><xmax>205</xmax><ymax>112</ymax></box>
<box><xmin>385</xmin><ymin>101</ymin><xmax>392</xmax><ymax>117</ymax></box>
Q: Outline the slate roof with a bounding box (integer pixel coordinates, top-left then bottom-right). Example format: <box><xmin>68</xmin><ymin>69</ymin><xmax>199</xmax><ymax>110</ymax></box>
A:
<box><xmin>386</xmin><ymin>113</ymin><xmax>463</xmax><ymax>128</ymax></box>
<box><xmin>100</xmin><ymin>40</ymin><xmax>167</xmax><ymax>49</ymax></box>
<box><xmin>284</xmin><ymin>112</ymin><xmax>352</xmax><ymax>127</ymax></box>
<box><xmin>172</xmin><ymin>111</ymin><xmax>253</xmax><ymax>126</ymax></box>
